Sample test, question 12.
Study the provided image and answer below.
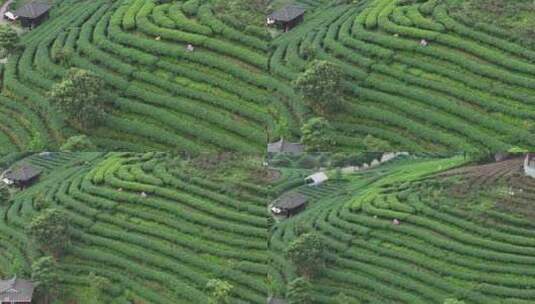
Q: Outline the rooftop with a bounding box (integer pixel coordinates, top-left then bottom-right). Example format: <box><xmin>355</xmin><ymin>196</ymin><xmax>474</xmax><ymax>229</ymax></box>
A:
<box><xmin>3</xmin><ymin>164</ymin><xmax>41</xmax><ymax>182</ymax></box>
<box><xmin>268</xmin><ymin>5</ymin><xmax>306</xmax><ymax>22</ymax></box>
<box><xmin>15</xmin><ymin>1</ymin><xmax>51</xmax><ymax>19</ymax></box>
<box><xmin>0</xmin><ymin>277</ymin><xmax>34</xmax><ymax>303</ymax></box>
<box><xmin>267</xmin><ymin>138</ymin><xmax>304</xmax><ymax>154</ymax></box>
<box><xmin>272</xmin><ymin>191</ymin><xmax>308</xmax><ymax>210</ymax></box>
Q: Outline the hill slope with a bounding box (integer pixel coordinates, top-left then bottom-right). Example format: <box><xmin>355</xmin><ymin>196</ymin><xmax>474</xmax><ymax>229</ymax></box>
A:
<box><xmin>0</xmin><ymin>152</ymin><xmax>269</xmax><ymax>303</ymax></box>
<box><xmin>269</xmin><ymin>155</ymin><xmax>535</xmax><ymax>303</ymax></box>
<box><xmin>1</xmin><ymin>0</ymin><xmax>535</xmax><ymax>153</ymax></box>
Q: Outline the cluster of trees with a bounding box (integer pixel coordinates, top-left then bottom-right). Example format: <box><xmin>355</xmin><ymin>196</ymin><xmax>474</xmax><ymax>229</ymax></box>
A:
<box><xmin>0</xmin><ymin>25</ymin><xmax>20</xmax><ymax>55</ymax></box>
<box><xmin>48</xmin><ymin>68</ymin><xmax>107</xmax><ymax>129</ymax></box>
<box><xmin>294</xmin><ymin>60</ymin><xmax>393</xmax><ymax>151</ymax></box>
<box><xmin>283</xmin><ymin>233</ymin><xmax>326</xmax><ymax>304</ymax></box>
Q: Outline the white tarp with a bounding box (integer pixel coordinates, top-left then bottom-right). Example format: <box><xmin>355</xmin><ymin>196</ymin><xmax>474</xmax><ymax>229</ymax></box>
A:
<box><xmin>525</xmin><ymin>155</ymin><xmax>535</xmax><ymax>178</ymax></box>
<box><xmin>305</xmin><ymin>172</ymin><xmax>328</xmax><ymax>186</ymax></box>
<box><xmin>4</xmin><ymin>12</ymin><xmax>17</xmax><ymax>20</ymax></box>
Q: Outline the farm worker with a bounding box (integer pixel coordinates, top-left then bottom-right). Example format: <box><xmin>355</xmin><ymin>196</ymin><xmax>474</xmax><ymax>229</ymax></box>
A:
<box><xmin>186</xmin><ymin>44</ymin><xmax>195</xmax><ymax>52</ymax></box>
<box><xmin>141</xmin><ymin>191</ymin><xmax>147</xmax><ymax>198</ymax></box>
<box><xmin>420</xmin><ymin>39</ymin><xmax>428</xmax><ymax>47</ymax></box>
<box><xmin>392</xmin><ymin>219</ymin><xmax>400</xmax><ymax>225</ymax></box>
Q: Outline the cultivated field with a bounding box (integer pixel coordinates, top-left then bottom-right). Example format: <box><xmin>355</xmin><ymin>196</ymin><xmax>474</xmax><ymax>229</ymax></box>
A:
<box><xmin>269</xmin><ymin>155</ymin><xmax>535</xmax><ymax>303</ymax></box>
<box><xmin>0</xmin><ymin>0</ymin><xmax>534</xmax><ymax>153</ymax></box>
<box><xmin>0</xmin><ymin>152</ymin><xmax>269</xmax><ymax>303</ymax></box>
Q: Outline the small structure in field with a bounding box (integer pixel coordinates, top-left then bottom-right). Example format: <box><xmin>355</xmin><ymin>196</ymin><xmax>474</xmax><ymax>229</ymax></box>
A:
<box><xmin>267</xmin><ymin>297</ymin><xmax>287</xmax><ymax>304</ymax></box>
<box><xmin>267</xmin><ymin>5</ymin><xmax>305</xmax><ymax>32</ymax></box>
<box><xmin>1</xmin><ymin>164</ymin><xmax>41</xmax><ymax>189</ymax></box>
<box><xmin>267</xmin><ymin>138</ymin><xmax>304</xmax><ymax>155</ymax></box>
<box><xmin>305</xmin><ymin>172</ymin><xmax>328</xmax><ymax>187</ymax></box>
<box><xmin>524</xmin><ymin>153</ymin><xmax>535</xmax><ymax>178</ymax></box>
<box><xmin>3</xmin><ymin>11</ymin><xmax>18</xmax><ymax>21</ymax></box>
<box><xmin>14</xmin><ymin>1</ymin><xmax>51</xmax><ymax>29</ymax></box>
<box><xmin>271</xmin><ymin>192</ymin><xmax>308</xmax><ymax>218</ymax></box>
<box><xmin>0</xmin><ymin>277</ymin><xmax>34</xmax><ymax>304</ymax></box>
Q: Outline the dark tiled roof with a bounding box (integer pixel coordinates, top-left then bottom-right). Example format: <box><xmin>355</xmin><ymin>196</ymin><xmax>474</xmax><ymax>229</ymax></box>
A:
<box><xmin>267</xmin><ymin>139</ymin><xmax>304</xmax><ymax>154</ymax></box>
<box><xmin>273</xmin><ymin>192</ymin><xmax>308</xmax><ymax>210</ymax></box>
<box><xmin>4</xmin><ymin>164</ymin><xmax>41</xmax><ymax>182</ymax></box>
<box><xmin>0</xmin><ymin>277</ymin><xmax>34</xmax><ymax>303</ymax></box>
<box><xmin>268</xmin><ymin>5</ymin><xmax>305</xmax><ymax>22</ymax></box>
<box><xmin>15</xmin><ymin>1</ymin><xmax>51</xmax><ymax>19</ymax></box>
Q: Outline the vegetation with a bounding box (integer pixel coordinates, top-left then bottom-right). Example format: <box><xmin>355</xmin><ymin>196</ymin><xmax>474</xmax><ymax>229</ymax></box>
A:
<box><xmin>60</xmin><ymin>135</ymin><xmax>97</xmax><ymax>152</ymax></box>
<box><xmin>301</xmin><ymin>117</ymin><xmax>335</xmax><ymax>152</ymax></box>
<box><xmin>294</xmin><ymin>60</ymin><xmax>345</xmax><ymax>115</ymax></box>
<box><xmin>28</xmin><ymin>208</ymin><xmax>71</xmax><ymax>257</ymax></box>
<box><xmin>48</xmin><ymin>68</ymin><xmax>107</xmax><ymax>129</ymax></box>
<box><xmin>0</xmin><ymin>25</ymin><xmax>19</xmax><ymax>55</ymax></box>
<box><xmin>0</xmin><ymin>0</ymin><xmax>533</xmax><ymax>153</ymax></box>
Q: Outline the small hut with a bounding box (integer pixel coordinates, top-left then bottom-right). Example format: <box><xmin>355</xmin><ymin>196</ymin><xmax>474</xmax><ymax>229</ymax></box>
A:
<box><xmin>267</xmin><ymin>138</ymin><xmax>304</xmax><ymax>155</ymax></box>
<box><xmin>0</xmin><ymin>277</ymin><xmax>34</xmax><ymax>304</ymax></box>
<box><xmin>2</xmin><ymin>164</ymin><xmax>41</xmax><ymax>189</ymax></box>
<box><xmin>305</xmin><ymin>172</ymin><xmax>328</xmax><ymax>186</ymax></box>
<box><xmin>14</xmin><ymin>1</ymin><xmax>51</xmax><ymax>29</ymax></box>
<box><xmin>271</xmin><ymin>192</ymin><xmax>308</xmax><ymax>217</ymax></box>
<box><xmin>524</xmin><ymin>153</ymin><xmax>535</xmax><ymax>178</ymax></box>
<box><xmin>267</xmin><ymin>5</ymin><xmax>306</xmax><ymax>32</ymax></box>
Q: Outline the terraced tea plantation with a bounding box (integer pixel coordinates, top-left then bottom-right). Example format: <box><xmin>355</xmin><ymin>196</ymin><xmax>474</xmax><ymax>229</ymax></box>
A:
<box><xmin>0</xmin><ymin>152</ymin><xmax>268</xmax><ymax>303</ymax></box>
<box><xmin>269</xmin><ymin>155</ymin><xmax>535</xmax><ymax>303</ymax></box>
<box><xmin>1</xmin><ymin>0</ymin><xmax>535</xmax><ymax>153</ymax></box>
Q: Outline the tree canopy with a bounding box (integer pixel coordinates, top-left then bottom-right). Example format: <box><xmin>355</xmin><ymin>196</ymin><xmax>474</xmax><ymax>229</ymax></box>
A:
<box><xmin>0</xmin><ymin>25</ymin><xmax>19</xmax><ymax>54</ymax></box>
<box><xmin>206</xmin><ymin>279</ymin><xmax>233</xmax><ymax>304</ymax></box>
<box><xmin>48</xmin><ymin>68</ymin><xmax>107</xmax><ymax>129</ymax></box>
<box><xmin>287</xmin><ymin>277</ymin><xmax>312</xmax><ymax>304</ymax></box>
<box><xmin>301</xmin><ymin>117</ymin><xmax>335</xmax><ymax>152</ymax></box>
<box><xmin>31</xmin><ymin>256</ymin><xmax>60</xmax><ymax>304</ymax></box>
<box><xmin>60</xmin><ymin>135</ymin><xmax>97</xmax><ymax>152</ymax></box>
<box><xmin>28</xmin><ymin>208</ymin><xmax>71</xmax><ymax>256</ymax></box>
<box><xmin>294</xmin><ymin>60</ymin><xmax>344</xmax><ymax>115</ymax></box>
<box><xmin>285</xmin><ymin>233</ymin><xmax>325</xmax><ymax>278</ymax></box>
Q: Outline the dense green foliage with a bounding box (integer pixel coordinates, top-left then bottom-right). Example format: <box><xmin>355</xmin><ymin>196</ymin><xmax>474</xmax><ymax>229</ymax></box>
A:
<box><xmin>0</xmin><ymin>25</ymin><xmax>19</xmax><ymax>54</ymax></box>
<box><xmin>28</xmin><ymin>208</ymin><xmax>71</xmax><ymax>256</ymax></box>
<box><xmin>294</xmin><ymin>60</ymin><xmax>344</xmax><ymax>114</ymax></box>
<box><xmin>48</xmin><ymin>69</ymin><xmax>106</xmax><ymax>129</ymax></box>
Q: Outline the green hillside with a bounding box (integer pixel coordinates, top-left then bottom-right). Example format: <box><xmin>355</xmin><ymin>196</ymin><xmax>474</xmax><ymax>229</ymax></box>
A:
<box><xmin>269</xmin><ymin>154</ymin><xmax>535</xmax><ymax>303</ymax></box>
<box><xmin>0</xmin><ymin>152</ymin><xmax>269</xmax><ymax>303</ymax></box>
<box><xmin>0</xmin><ymin>0</ymin><xmax>534</xmax><ymax>153</ymax></box>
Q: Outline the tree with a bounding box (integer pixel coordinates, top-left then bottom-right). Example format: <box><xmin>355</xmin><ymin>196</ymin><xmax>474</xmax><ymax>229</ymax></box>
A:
<box><xmin>294</xmin><ymin>60</ymin><xmax>344</xmax><ymax>114</ymax></box>
<box><xmin>0</xmin><ymin>187</ymin><xmax>9</xmax><ymax>207</ymax></box>
<box><xmin>48</xmin><ymin>68</ymin><xmax>107</xmax><ymax>129</ymax></box>
<box><xmin>301</xmin><ymin>117</ymin><xmax>335</xmax><ymax>152</ymax></box>
<box><xmin>287</xmin><ymin>277</ymin><xmax>312</xmax><ymax>304</ymax></box>
<box><xmin>28</xmin><ymin>208</ymin><xmax>71</xmax><ymax>257</ymax></box>
<box><xmin>362</xmin><ymin>135</ymin><xmax>392</xmax><ymax>151</ymax></box>
<box><xmin>79</xmin><ymin>272</ymin><xmax>111</xmax><ymax>304</ymax></box>
<box><xmin>206</xmin><ymin>279</ymin><xmax>233</xmax><ymax>304</ymax></box>
<box><xmin>0</xmin><ymin>25</ymin><xmax>19</xmax><ymax>54</ymax></box>
<box><xmin>60</xmin><ymin>135</ymin><xmax>97</xmax><ymax>152</ymax></box>
<box><xmin>31</xmin><ymin>256</ymin><xmax>60</xmax><ymax>304</ymax></box>
<box><xmin>285</xmin><ymin>233</ymin><xmax>325</xmax><ymax>278</ymax></box>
